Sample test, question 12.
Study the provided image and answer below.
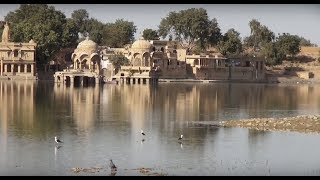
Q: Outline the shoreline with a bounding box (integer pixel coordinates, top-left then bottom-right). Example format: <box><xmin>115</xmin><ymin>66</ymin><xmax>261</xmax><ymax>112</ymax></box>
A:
<box><xmin>2</xmin><ymin>72</ymin><xmax>320</xmax><ymax>85</ymax></box>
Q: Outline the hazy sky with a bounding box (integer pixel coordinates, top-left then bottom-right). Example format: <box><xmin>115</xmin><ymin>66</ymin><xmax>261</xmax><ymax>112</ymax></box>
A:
<box><xmin>1</xmin><ymin>4</ymin><xmax>320</xmax><ymax>45</ymax></box>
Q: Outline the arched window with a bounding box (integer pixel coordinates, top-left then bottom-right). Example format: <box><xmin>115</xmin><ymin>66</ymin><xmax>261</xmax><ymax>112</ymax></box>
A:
<box><xmin>143</xmin><ymin>53</ymin><xmax>149</xmax><ymax>67</ymax></box>
<box><xmin>7</xmin><ymin>64</ymin><xmax>11</xmax><ymax>72</ymax></box>
<box><xmin>27</xmin><ymin>64</ymin><xmax>31</xmax><ymax>72</ymax></box>
<box><xmin>20</xmin><ymin>64</ymin><xmax>25</xmax><ymax>72</ymax></box>
<box><xmin>13</xmin><ymin>50</ymin><xmax>18</xmax><ymax>57</ymax></box>
<box><xmin>133</xmin><ymin>58</ymin><xmax>141</xmax><ymax>66</ymax></box>
<box><xmin>14</xmin><ymin>64</ymin><xmax>18</xmax><ymax>72</ymax></box>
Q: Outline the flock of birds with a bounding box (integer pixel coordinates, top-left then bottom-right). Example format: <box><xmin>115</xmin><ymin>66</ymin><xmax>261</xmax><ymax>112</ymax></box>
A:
<box><xmin>54</xmin><ymin>130</ymin><xmax>184</xmax><ymax>173</ymax></box>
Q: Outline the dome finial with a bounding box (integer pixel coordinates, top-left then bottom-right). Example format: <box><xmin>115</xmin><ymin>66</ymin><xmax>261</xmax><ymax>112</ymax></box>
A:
<box><xmin>85</xmin><ymin>32</ymin><xmax>90</xmax><ymax>40</ymax></box>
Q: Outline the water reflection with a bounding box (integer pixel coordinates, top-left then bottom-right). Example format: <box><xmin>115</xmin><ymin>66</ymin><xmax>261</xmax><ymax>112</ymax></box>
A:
<box><xmin>53</xmin><ymin>84</ymin><xmax>100</xmax><ymax>130</ymax></box>
<box><xmin>1</xmin><ymin>81</ymin><xmax>320</xmax><ymax>175</ymax></box>
<box><xmin>178</xmin><ymin>141</ymin><xmax>183</xmax><ymax>149</ymax></box>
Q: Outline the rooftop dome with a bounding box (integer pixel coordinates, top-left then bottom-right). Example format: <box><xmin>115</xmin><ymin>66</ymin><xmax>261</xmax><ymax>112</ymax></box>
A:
<box><xmin>131</xmin><ymin>37</ymin><xmax>152</xmax><ymax>50</ymax></box>
<box><xmin>76</xmin><ymin>36</ymin><xmax>98</xmax><ymax>53</ymax></box>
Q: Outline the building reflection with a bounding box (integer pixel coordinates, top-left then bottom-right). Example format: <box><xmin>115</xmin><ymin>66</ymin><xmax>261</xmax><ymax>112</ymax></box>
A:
<box><xmin>114</xmin><ymin>84</ymin><xmax>154</xmax><ymax>136</ymax></box>
<box><xmin>0</xmin><ymin>80</ymin><xmax>36</xmax><ymax>126</ymax></box>
<box><xmin>2</xmin><ymin>81</ymin><xmax>320</xmax><ymax>147</ymax></box>
<box><xmin>111</xmin><ymin>83</ymin><xmax>320</xmax><ymax>131</ymax></box>
<box><xmin>0</xmin><ymin>80</ymin><xmax>37</xmax><ymax>151</ymax></box>
<box><xmin>53</xmin><ymin>84</ymin><xmax>100</xmax><ymax>130</ymax></box>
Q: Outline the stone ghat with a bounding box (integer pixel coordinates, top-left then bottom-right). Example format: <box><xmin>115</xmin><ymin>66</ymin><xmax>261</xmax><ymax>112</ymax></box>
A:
<box><xmin>219</xmin><ymin>115</ymin><xmax>320</xmax><ymax>133</ymax></box>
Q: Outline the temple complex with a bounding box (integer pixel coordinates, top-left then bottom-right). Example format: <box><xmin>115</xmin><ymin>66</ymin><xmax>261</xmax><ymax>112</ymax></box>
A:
<box><xmin>0</xmin><ymin>22</ymin><xmax>37</xmax><ymax>80</ymax></box>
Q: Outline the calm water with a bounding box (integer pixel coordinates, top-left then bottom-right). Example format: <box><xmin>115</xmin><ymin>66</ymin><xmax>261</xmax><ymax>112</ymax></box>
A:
<box><xmin>1</xmin><ymin>81</ymin><xmax>320</xmax><ymax>176</ymax></box>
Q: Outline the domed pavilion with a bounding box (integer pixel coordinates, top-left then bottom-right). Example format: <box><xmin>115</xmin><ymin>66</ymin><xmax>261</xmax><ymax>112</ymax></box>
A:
<box><xmin>112</xmin><ymin>36</ymin><xmax>161</xmax><ymax>84</ymax></box>
<box><xmin>54</xmin><ymin>37</ymin><xmax>102</xmax><ymax>85</ymax></box>
<box><xmin>71</xmin><ymin>36</ymin><xmax>101</xmax><ymax>74</ymax></box>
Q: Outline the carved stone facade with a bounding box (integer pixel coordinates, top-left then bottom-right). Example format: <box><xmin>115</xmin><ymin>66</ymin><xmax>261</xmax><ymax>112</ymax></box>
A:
<box><xmin>111</xmin><ymin>37</ymin><xmax>188</xmax><ymax>84</ymax></box>
<box><xmin>106</xmin><ymin>37</ymin><xmax>266</xmax><ymax>83</ymax></box>
<box><xmin>71</xmin><ymin>36</ymin><xmax>101</xmax><ymax>74</ymax></box>
<box><xmin>112</xmin><ymin>37</ymin><xmax>161</xmax><ymax>84</ymax></box>
<box><xmin>49</xmin><ymin>35</ymin><xmax>267</xmax><ymax>84</ymax></box>
<box><xmin>0</xmin><ymin>22</ymin><xmax>37</xmax><ymax>80</ymax></box>
<box><xmin>54</xmin><ymin>37</ymin><xmax>102</xmax><ymax>85</ymax></box>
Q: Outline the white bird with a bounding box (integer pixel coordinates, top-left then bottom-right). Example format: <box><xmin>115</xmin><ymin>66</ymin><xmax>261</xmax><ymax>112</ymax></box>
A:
<box><xmin>141</xmin><ymin>130</ymin><xmax>146</xmax><ymax>136</ymax></box>
<box><xmin>178</xmin><ymin>134</ymin><xmax>183</xmax><ymax>141</ymax></box>
<box><xmin>55</xmin><ymin>136</ymin><xmax>63</xmax><ymax>144</ymax></box>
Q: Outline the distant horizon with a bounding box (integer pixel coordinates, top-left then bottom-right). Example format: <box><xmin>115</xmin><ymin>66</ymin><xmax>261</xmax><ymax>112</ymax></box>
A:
<box><xmin>0</xmin><ymin>4</ymin><xmax>319</xmax><ymax>46</ymax></box>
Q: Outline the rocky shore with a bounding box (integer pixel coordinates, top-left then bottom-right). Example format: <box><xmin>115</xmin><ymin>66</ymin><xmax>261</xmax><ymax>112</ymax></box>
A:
<box><xmin>218</xmin><ymin>115</ymin><xmax>320</xmax><ymax>133</ymax></box>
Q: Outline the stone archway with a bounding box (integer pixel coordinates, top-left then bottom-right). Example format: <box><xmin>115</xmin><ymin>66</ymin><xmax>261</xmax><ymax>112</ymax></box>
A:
<box><xmin>75</xmin><ymin>59</ymin><xmax>80</xmax><ymax>69</ymax></box>
<box><xmin>132</xmin><ymin>53</ymin><xmax>141</xmax><ymax>66</ymax></box>
<box><xmin>133</xmin><ymin>58</ymin><xmax>141</xmax><ymax>66</ymax></box>
<box><xmin>142</xmin><ymin>53</ymin><xmax>150</xmax><ymax>67</ymax></box>
<box><xmin>90</xmin><ymin>54</ymin><xmax>100</xmax><ymax>72</ymax></box>
<box><xmin>81</xmin><ymin>59</ymin><xmax>88</xmax><ymax>70</ymax></box>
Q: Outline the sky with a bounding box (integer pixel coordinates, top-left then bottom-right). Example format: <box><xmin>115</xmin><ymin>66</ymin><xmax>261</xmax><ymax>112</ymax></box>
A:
<box><xmin>0</xmin><ymin>4</ymin><xmax>319</xmax><ymax>46</ymax></box>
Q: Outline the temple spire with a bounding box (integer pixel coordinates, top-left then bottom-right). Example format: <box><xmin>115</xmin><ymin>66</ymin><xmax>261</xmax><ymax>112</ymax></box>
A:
<box><xmin>1</xmin><ymin>22</ymin><xmax>10</xmax><ymax>43</ymax></box>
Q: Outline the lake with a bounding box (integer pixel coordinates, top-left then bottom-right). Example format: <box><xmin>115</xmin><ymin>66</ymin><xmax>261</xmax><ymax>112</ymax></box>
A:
<box><xmin>1</xmin><ymin>80</ymin><xmax>320</xmax><ymax>175</ymax></box>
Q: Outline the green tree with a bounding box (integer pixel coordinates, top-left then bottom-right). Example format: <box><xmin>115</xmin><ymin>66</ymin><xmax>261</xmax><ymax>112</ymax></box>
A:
<box><xmin>294</xmin><ymin>35</ymin><xmax>317</xmax><ymax>47</ymax></box>
<box><xmin>217</xmin><ymin>28</ymin><xmax>243</xmax><ymax>56</ymax></box>
<box><xmin>109</xmin><ymin>53</ymin><xmax>130</xmax><ymax>70</ymax></box>
<box><xmin>206</xmin><ymin>18</ymin><xmax>222</xmax><ymax>47</ymax></box>
<box><xmin>276</xmin><ymin>33</ymin><xmax>300</xmax><ymax>57</ymax></box>
<box><xmin>158</xmin><ymin>8</ymin><xmax>212</xmax><ymax>51</ymax></box>
<box><xmin>244</xmin><ymin>19</ymin><xmax>275</xmax><ymax>51</ymax></box>
<box><xmin>85</xmin><ymin>18</ymin><xmax>105</xmax><ymax>44</ymax></box>
<box><xmin>61</xmin><ymin>19</ymin><xmax>79</xmax><ymax>47</ymax></box>
<box><xmin>103</xmin><ymin>19</ymin><xmax>137</xmax><ymax>48</ymax></box>
<box><xmin>142</xmin><ymin>28</ymin><xmax>159</xmax><ymax>40</ymax></box>
<box><xmin>259</xmin><ymin>42</ymin><xmax>285</xmax><ymax>66</ymax></box>
<box><xmin>71</xmin><ymin>9</ymin><xmax>89</xmax><ymax>35</ymax></box>
<box><xmin>4</xmin><ymin>4</ymin><xmax>78</xmax><ymax>68</ymax></box>
<box><xmin>70</xmin><ymin>9</ymin><xmax>105</xmax><ymax>45</ymax></box>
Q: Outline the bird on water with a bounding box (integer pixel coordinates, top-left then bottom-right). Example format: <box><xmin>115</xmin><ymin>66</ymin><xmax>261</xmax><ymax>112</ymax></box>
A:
<box><xmin>178</xmin><ymin>134</ymin><xmax>183</xmax><ymax>141</ymax></box>
<box><xmin>141</xmin><ymin>129</ymin><xmax>146</xmax><ymax>136</ymax></box>
<box><xmin>109</xmin><ymin>159</ymin><xmax>117</xmax><ymax>171</ymax></box>
<box><xmin>55</xmin><ymin>136</ymin><xmax>63</xmax><ymax>144</ymax></box>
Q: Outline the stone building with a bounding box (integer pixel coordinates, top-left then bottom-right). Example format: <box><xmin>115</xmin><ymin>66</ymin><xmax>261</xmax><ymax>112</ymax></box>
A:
<box><xmin>185</xmin><ymin>54</ymin><xmax>228</xmax><ymax>80</ymax></box>
<box><xmin>71</xmin><ymin>35</ymin><xmax>267</xmax><ymax>84</ymax></box>
<box><xmin>112</xmin><ymin>37</ymin><xmax>161</xmax><ymax>84</ymax></box>
<box><xmin>107</xmin><ymin>37</ymin><xmax>266</xmax><ymax>83</ymax></box>
<box><xmin>0</xmin><ymin>22</ymin><xmax>37</xmax><ymax>80</ymax></box>
<box><xmin>185</xmin><ymin>53</ymin><xmax>265</xmax><ymax>81</ymax></box>
<box><xmin>111</xmin><ymin>37</ymin><xmax>188</xmax><ymax>84</ymax></box>
<box><xmin>150</xmin><ymin>40</ymin><xmax>187</xmax><ymax>79</ymax></box>
<box><xmin>53</xmin><ymin>37</ymin><xmax>102</xmax><ymax>85</ymax></box>
<box><xmin>99</xmin><ymin>46</ymin><xmax>116</xmax><ymax>82</ymax></box>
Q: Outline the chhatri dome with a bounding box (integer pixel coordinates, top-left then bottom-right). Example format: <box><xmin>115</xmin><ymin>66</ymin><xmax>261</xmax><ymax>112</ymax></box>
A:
<box><xmin>75</xmin><ymin>36</ymin><xmax>98</xmax><ymax>54</ymax></box>
<box><xmin>131</xmin><ymin>36</ymin><xmax>153</xmax><ymax>50</ymax></box>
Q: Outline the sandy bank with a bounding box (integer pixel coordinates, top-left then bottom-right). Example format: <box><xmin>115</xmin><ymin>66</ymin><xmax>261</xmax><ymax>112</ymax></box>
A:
<box><xmin>219</xmin><ymin>115</ymin><xmax>320</xmax><ymax>133</ymax></box>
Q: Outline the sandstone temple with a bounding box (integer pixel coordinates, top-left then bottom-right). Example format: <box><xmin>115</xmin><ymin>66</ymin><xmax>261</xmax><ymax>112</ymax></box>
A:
<box><xmin>0</xmin><ymin>22</ymin><xmax>37</xmax><ymax>80</ymax></box>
